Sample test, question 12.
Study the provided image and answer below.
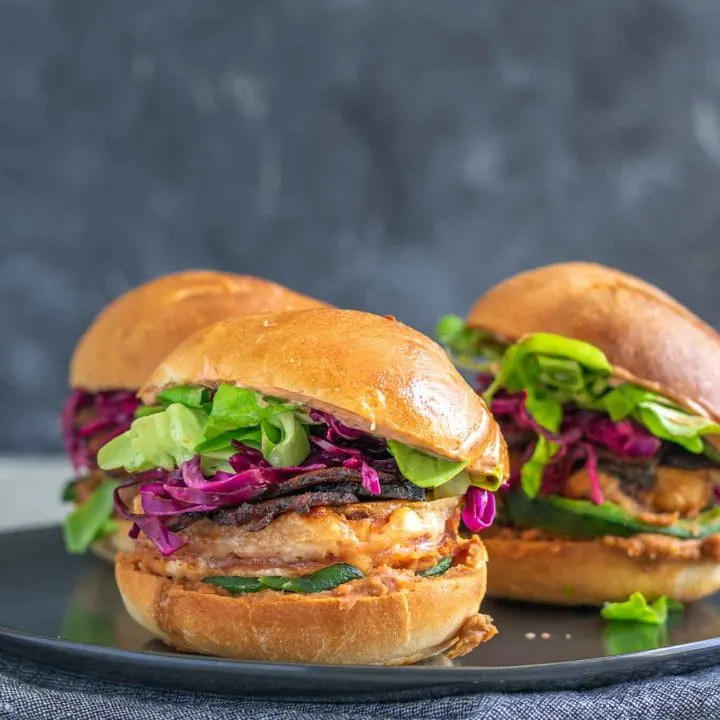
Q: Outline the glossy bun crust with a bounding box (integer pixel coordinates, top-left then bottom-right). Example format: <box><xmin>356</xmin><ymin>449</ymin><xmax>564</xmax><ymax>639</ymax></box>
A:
<box><xmin>70</xmin><ymin>271</ymin><xmax>328</xmax><ymax>391</ymax></box>
<box><xmin>141</xmin><ymin>308</ymin><xmax>508</xmax><ymax>479</ymax></box>
<box><xmin>467</xmin><ymin>262</ymin><xmax>720</xmax><ymax>422</ymax></box>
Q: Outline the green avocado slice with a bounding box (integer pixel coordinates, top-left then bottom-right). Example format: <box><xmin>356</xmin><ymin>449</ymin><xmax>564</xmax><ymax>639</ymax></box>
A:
<box><xmin>503</xmin><ymin>490</ymin><xmax>720</xmax><ymax>540</ymax></box>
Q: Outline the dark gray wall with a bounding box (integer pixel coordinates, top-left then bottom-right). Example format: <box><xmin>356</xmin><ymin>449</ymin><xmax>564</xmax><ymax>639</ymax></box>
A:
<box><xmin>2</xmin><ymin>0</ymin><xmax>720</xmax><ymax>452</ymax></box>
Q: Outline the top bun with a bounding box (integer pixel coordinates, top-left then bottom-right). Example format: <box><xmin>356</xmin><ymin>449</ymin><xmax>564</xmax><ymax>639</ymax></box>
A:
<box><xmin>70</xmin><ymin>271</ymin><xmax>328</xmax><ymax>391</ymax></box>
<box><xmin>141</xmin><ymin>308</ymin><xmax>508</xmax><ymax>479</ymax></box>
<box><xmin>466</xmin><ymin>262</ymin><xmax>720</xmax><ymax>422</ymax></box>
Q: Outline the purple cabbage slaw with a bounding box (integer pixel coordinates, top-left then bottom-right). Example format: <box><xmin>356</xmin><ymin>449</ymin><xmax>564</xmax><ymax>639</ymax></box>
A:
<box><xmin>61</xmin><ymin>389</ymin><xmax>141</xmax><ymax>472</ymax></box>
<box><xmin>478</xmin><ymin>374</ymin><xmax>662</xmax><ymax>504</ymax></box>
<box><xmin>462</xmin><ymin>486</ymin><xmax>496</xmax><ymax>531</ymax></box>
<box><xmin>113</xmin><ymin>409</ymin><xmax>497</xmax><ymax>555</ymax></box>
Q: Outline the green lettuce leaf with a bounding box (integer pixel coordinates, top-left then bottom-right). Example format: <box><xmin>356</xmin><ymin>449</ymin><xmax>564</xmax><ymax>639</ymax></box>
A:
<box><xmin>387</xmin><ymin>440</ymin><xmax>469</xmax><ymax>488</ymax></box>
<box><xmin>260</xmin><ymin>413</ymin><xmax>311</xmax><ymax>468</ymax></box>
<box><xmin>203</xmin><ymin>385</ymin><xmax>297</xmax><ymax>440</ymax></box>
<box><xmin>525</xmin><ymin>394</ymin><xmax>564</xmax><ymax>433</ymax></box>
<box><xmin>134</xmin><ymin>385</ymin><xmax>210</xmax><ymax>419</ymax></box>
<box><xmin>436</xmin><ymin>314</ymin><xmax>485</xmax><ymax>356</ymax></box>
<box><xmin>195</xmin><ymin>428</ymin><xmax>263</xmax><ymax>455</ymax></box>
<box><xmin>98</xmin><ymin>403</ymin><xmax>206</xmax><ymax>472</ymax></box>
<box><xmin>100</xmin><ymin>382</ymin><xmax>489</xmax><ymax>492</ymax></box>
<box><xmin>536</xmin><ymin>355</ymin><xmax>586</xmax><ymax>393</ymax></box>
<box><xmin>599</xmin><ymin>384</ymin><xmax>720</xmax><ymax>454</ymax></box>
<box><xmin>63</xmin><ymin>479</ymin><xmax>118</xmax><ymax>554</ymax></box>
<box><xmin>522</xmin><ymin>333</ymin><xmax>611</xmax><ymax>371</ymax></box>
<box><xmin>99</xmin><ymin>384</ymin><xmax>313</xmax><ymax>473</ymax></box>
<box><xmin>635</xmin><ymin>404</ymin><xmax>720</xmax><ymax>454</ymax></box>
<box><xmin>485</xmin><ymin>333</ymin><xmax>611</xmax><ymax>407</ymax></box>
<box><xmin>134</xmin><ymin>405</ymin><xmax>165</xmax><ymax>418</ymax></box>
<box><xmin>387</xmin><ymin>440</ymin><xmax>506</xmax><ymax>491</ymax></box>
<box><xmin>100</xmin><ymin>385</ymin><xmax>313</xmax><ymax>473</ymax></box>
<box><xmin>601</xmin><ymin>592</ymin><xmax>684</xmax><ymax>625</ymax></box>
<box><xmin>156</xmin><ymin>385</ymin><xmax>209</xmax><ymax>409</ymax></box>
<box><xmin>601</xmin><ymin>384</ymin><xmax>678</xmax><ymax>421</ymax></box>
<box><xmin>198</xmin><ymin>447</ymin><xmax>235</xmax><ymax>475</ymax></box>
<box><xmin>196</xmin><ymin>427</ymin><xmax>264</xmax><ymax>474</ymax></box>
<box><xmin>203</xmin><ymin>385</ymin><xmax>268</xmax><ymax>437</ymax></box>
<box><xmin>435</xmin><ymin>314</ymin><xmax>506</xmax><ymax>369</ymax></box>
<box><xmin>483</xmin><ymin>334</ymin><xmax>612</xmax><ymax>441</ymax></box>
<box><xmin>481</xmin><ymin>333</ymin><xmax>720</xmax><ymax>491</ymax></box>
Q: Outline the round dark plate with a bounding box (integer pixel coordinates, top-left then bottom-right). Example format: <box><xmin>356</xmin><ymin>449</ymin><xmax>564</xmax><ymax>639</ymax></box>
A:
<box><xmin>2</xmin><ymin>526</ymin><xmax>720</xmax><ymax>701</ymax></box>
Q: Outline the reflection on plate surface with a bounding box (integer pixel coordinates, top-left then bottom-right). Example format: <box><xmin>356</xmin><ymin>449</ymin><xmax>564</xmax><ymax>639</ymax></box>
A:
<box><xmin>3</xmin><ymin>527</ymin><xmax>720</xmax><ymax>699</ymax></box>
<box><xmin>9</xmin><ymin>526</ymin><xmax>720</xmax><ymax>662</ymax></box>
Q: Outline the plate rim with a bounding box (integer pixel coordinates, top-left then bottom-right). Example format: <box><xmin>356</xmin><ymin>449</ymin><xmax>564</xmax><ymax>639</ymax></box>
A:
<box><xmin>2</xmin><ymin>620</ymin><xmax>719</xmax><ymax>678</ymax></box>
<box><xmin>3</xmin><ymin>524</ymin><xmax>720</xmax><ymax>699</ymax></box>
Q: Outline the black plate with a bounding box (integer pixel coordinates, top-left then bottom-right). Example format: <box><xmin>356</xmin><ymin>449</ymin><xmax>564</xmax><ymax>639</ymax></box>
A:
<box><xmin>2</xmin><ymin>526</ymin><xmax>720</xmax><ymax>701</ymax></box>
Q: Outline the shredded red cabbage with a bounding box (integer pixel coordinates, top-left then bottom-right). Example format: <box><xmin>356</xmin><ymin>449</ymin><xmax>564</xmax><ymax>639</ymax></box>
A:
<box><xmin>132</xmin><ymin>515</ymin><xmax>188</xmax><ymax>555</ymax></box>
<box><xmin>228</xmin><ymin>435</ymin><xmax>384</xmax><ymax>496</ymax></box>
<box><xmin>580</xmin><ymin>416</ymin><xmax>661</xmax><ymax>458</ymax></box>
<box><xmin>491</xmin><ymin>392</ymin><xmax>584</xmax><ymax>445</ymax></box>
<box><xmin>485</xmin><ymin>381</ymin><xmax>661</xmax><ymax>504</ymax></box>
<box><xmin>462</xmin><ymin>487</ymin><xmax>496</xmax><ymax>531</ymax></box>
<box><xmin>112</xmin><ymin>406</ymin><xmax>502</xmax><ymax>554</ymax></box>
<box><xmin>114</xmin><ymin>470</ymin><xmax>194</xmax><ymax>555</ymax></box>
<box><xmin>342</xmin><ymin>457</ymin><xmax>382</xmax><ymax>495</ymax></box>
<box><xmin>114</xmin><ymin>415</ymin><xmax>398</xmax><ymax>554</ymax></box>
<box><xmin>61</xmin><ymin>389</ymin><xmax>140</xmax><ymax>472</ymax></box>
<box><xmin>309</xmin><ymin>410</ymin><xmax>367</xmax><ymax>441</ymax></box>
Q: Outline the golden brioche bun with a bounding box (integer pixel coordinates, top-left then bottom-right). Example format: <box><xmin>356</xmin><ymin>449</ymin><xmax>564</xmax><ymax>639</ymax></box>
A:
<box><xmin>465</xmin><ymin>263</ymin><xmax>720</xmax><ymax>605</ymax></box>
<box><xmin>141</xmin><ymin>308</ymin><xmax>508</xmax><ymax>479</ymax></box>
<box><xmin>70</xmin><ymin>271</ymin><xmax>328</xmax><ymax>391</ymax></box>
<box><xmin>466</xmin><ymin>262</ymin><xmax>720</xmax><ymax>423</ymax></box>
<box><xmin>484</xmin><ymin>534</ymin><xmax>720</xmax><ymax>605</ymax></box>
<box><xmin>90</xmin><ymin>519</ymin><xmax>134</xmax><ymax>563</ymax></box>
<box><xmin>115</xmin><ymin>550</ymin><xmax>493</xmax><ymax>664</ymax></box>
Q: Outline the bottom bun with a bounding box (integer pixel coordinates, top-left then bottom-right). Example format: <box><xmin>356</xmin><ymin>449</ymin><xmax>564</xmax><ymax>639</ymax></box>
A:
<box><xmin>115</xmin><ymin>554</ymin><xmax>495</xmax><ymax>664</ymax></box>
<box><xmin>91</xmin><ymin>520</ymin><xmax>134</xmax><ymax>563</ymax></box>
<box><xmin>484</xmin><ymin>534</ymin><xmax>720</xmax><ymax>605</ymax></box>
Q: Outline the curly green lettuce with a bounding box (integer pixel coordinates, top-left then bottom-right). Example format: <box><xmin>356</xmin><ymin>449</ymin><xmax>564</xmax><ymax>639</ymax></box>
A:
<box><xmin>601</xmin><ymin>592</ymin><xmax>684</xmax><ymax>625</ymax></box>
<box><xmin>438</xmin><ymin>318</ymin><xmax>720</xmax><ymax>497</ymax></box>
<box><xmin>98</xmin><ymin>384</ymin><xmax>503</xmax><ymax>491</ymax></box>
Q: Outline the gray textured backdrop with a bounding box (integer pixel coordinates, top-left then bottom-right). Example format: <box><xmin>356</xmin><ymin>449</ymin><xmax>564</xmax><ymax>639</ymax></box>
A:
<box><xmin>2</xmin><ymin>0</ymin><xmax>720</xmax><ymax>452</ymax></box>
